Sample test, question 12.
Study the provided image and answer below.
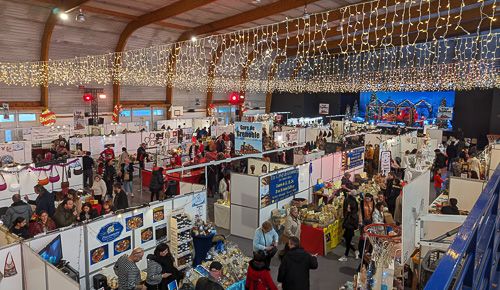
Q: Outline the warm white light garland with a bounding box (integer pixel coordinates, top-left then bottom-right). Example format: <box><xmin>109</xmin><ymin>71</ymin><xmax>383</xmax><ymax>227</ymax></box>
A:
<box><xmin>0</xmin><ymin>0</ymin><xmax>498</xmax><ymax>93</ymax></box>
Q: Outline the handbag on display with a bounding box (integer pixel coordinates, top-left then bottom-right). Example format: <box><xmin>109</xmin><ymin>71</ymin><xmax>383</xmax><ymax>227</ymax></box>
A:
<box><xmin>3</xmin><ymin>252</ymin><xmax>17</xmax><ymax>277</ymax></box>
<box><xmin>61</xmin><ymin>166</ymin><xmax>70</xmax><ymax>194</ymax></box>
<box><xmin>8</xmin><ymin>174</ymin><xmax>21</xmax><ymax>192</ymax></box>
<box><xmin>73</xmin><ymin>161</ymin><xmax>83</xmax><ymax>175</ymax></box>
<box><xmin>49</xmin><ymin>166</ymin><xmax>60</xmax><ymax>183</ymax></box>
<box><xmin>0</xmin><ymin>173</ymin><xmax>7</xmax><ymax>191</ymax></box>
<box><xmin>37</xmin><ymin>170</ymin><xmax>50</xmax><ymax>186</ymax></box>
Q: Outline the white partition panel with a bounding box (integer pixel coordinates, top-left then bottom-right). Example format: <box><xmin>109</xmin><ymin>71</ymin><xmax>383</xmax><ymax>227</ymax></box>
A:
<box><xmin>0</xmin><ymin>244</ymin><xmax>23</xmax><ymax>290</ymax></box>
<box><xmin>297</xmin><ymin>163</ymin><xmax>310</xmax><ymax>193</ymax></box>
<box><xmin>321</xmin><ymin>154</ymin><xmax>334</xmax><ymax>181</ymax></box>
<box><xmin>230</xmin><ymin>173</ymin><xmax>259</xmax><ymax>208</ymax></box>
<box><xmin>179</xmin><ymin>182</ymin><xmax>206</xmax><ymax>195</ymax></box>
<box><xmin>489</xmin><ymin>146</ymin><xmax>500</xmax><ymax>178</ymax></box>
<box><xmin>310</xmin><ymin>158</ymin><xmax>322</xmax><ymax>186</ymax></box>
<box><xmin>449</xmin><ymin>177</ymin><xmax>487</xmax><ymax>211</ymax></box>
<box><xmin>231</xmin><ymin>205</ymin><xmax>259</xmax><ymax>239</ymax></box>
<box><xmin>333</xmin><ymin>152</ymin><xmax>342</xmax><ymax>179</ymax></box>
<box><xmin>419</xmin><ymin>214</ymin><xmax>466</xmax><ymax>241</ymax></box>
<box><xmin>47</xmin><ymin>263</ymin><xmax>79</xmax><ymax>290</ymax></box>
<box><xmin>126</xmin><ymin>132</ymin><xmax>143</xmax><ymax>152</ymax></box>
<box><xmin>23</xmin><ymin>244</ymin><xmax>46</xmax><ymax>290</ymax></box>
<box><xmin>294</xmin><ymin>189</ymin><xmax>310</xmax><ymax>202</ymax></box>
<box><xmin>277</xmin><ymin>195</ymin><xmax>295</xmax><ymax>210</ymax></box>
<box><xmin>402</xmin><ymin>170</ymin><xmax>430</xmax><ymax>263</ymax></box>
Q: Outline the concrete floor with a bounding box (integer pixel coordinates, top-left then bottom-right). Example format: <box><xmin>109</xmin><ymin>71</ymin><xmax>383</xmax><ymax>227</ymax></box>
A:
<box><xmin>129</xmin><ymin>182</ymin><xmax>361</xmax><ymax>289</ymax></box>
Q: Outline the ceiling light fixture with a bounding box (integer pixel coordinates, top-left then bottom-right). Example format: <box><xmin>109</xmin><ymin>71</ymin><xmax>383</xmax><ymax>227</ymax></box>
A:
<box><xmin>59</xmin><ymin>12</ymin><xmax>69</xmax><ymax>21</ymax></box>
<box><xmin>75</xmin><ymin>9</ymin><xmax>86</xmax><ymax>23</ymax></box>
<box><xmin>191</xmin><ymin>36</ymin><xmax>197</xmax><ymax>42</ymax></box>
<box><xmin>303</xmin><ymin>3</ymin><xmax>310</xmax><ymax>19</ymax></box>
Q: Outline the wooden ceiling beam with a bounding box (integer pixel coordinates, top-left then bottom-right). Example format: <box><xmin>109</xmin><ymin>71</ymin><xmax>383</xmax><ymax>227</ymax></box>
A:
<box><xmin>195</xmin><ymin>0</ymin><xmax>323</xmax><ymax>117</ymax></box>
<box><xmin>177</xmin><ymin>0</ymin><xmax>322</xmax><ymax>41</ymax></box>
<box><xmin>113</xmin><ymin>0</ymin><xmax>217</xmax><ymax>117</ymax></box>
<box><xmin>40</xmin><ymin>0</ymin><xmax>89</xmax><ymax>110</ymax></box>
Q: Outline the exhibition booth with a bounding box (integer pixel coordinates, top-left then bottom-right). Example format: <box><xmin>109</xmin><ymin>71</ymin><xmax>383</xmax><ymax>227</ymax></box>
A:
<box><xmin>11</xmin><ymin>190</ymin><xmax>208</xmax><ymax>290</ymax></box>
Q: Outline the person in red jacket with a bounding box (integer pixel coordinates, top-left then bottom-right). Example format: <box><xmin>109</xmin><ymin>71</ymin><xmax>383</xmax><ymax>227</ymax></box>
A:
<box><xmin>245</xmin><ymin>250</ymin><xmax>278</xmax><ymax>290</ymax></box>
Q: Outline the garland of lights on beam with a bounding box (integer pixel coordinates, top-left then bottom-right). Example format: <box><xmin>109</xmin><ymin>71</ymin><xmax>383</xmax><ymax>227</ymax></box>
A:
<box><xmin>0</xmin><ymin>0</ymin><xmax>497</xmax><ymax>93</ymax></box>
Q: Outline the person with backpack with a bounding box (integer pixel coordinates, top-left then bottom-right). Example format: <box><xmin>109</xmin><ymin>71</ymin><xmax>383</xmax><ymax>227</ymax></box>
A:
<box><xmin>245</xmin><ymin>251</ymin><xmax>278</xmax><ymax>290</ymax></box>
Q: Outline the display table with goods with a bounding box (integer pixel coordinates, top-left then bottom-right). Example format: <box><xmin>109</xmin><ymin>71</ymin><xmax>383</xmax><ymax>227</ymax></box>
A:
<box><xmin>141</xmin><ymin>166</ymin><xmax>204</xmax><ymax>190</ymax></box>
<box><xmin>191</xmin><ymin>218</ymin><xmax>217</xmax><ymax>266</ymax></box>
<box><xmin>299</xmin><ymin>197</ymin><xmax>344</xmax><ymax>256</ymax></box>
<box><xmin>187</xmin><ymin>242</ymin><xmax>251</xmax><ymax>290</ymax></box>
<box><xmin>214</xmin><ymin>199</ymin><xmax>230</xmax><ymax>229</ymax></box>
<box><xmin>429</xmin><ymin>193</ymin><xmax>469</xmax><ymax>215</ymax></box>
<box><xmin>312</xmin><ymin>180</ymin><xmax>342</xmax><ymax>205</ymax></box>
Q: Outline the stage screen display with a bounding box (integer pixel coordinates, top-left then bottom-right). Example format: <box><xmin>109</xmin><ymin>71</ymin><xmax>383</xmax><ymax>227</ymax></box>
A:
<box><xmin>359</xmin><ymin>91</ymin><xmax>455</xmax><ymax>129</ymax></box>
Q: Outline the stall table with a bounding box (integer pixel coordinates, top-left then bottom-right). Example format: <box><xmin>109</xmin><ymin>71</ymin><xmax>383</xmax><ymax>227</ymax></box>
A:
<box><xmin>300</xmin><ymin>220</ymin><xmax>343</xmax><ymax>256</ymax></box>
<box><xmin>214</xmin><ymin>203</ymin><xmax>230</xmax><ymax>229</ymax></box>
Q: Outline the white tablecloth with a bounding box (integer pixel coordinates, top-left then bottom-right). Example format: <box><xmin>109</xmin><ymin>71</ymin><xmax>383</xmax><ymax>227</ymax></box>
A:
<box><xmin>214</xmin><ymin>203</ymin><xmax>230</xmax><ymax>229</ymax></box>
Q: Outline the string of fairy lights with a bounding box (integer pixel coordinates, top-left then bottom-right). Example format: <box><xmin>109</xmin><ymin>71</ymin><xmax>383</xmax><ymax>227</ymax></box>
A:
<box><xmin>0</xmin><ymin>0</ymin><xmax>498</xmax><ymax>93</ymax></box>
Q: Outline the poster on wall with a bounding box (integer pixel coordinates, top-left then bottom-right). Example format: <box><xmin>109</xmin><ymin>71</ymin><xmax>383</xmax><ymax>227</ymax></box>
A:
<box><xmin>125</xmin><ymin>214</ymin><xmax>144</xmax><ymax>231</ymax></box>
<box><xmin>73</xmin><ymin>110</ymin><xmax>86</xmax><ymax>130</ymax></box>
<box><xmin>235</xmin><ymin>122</ymin><xmax>263</xmax><ymax>154</ymax></box>
<box><xmin>0</xmin><ymin>244</ymin><xmax>23</xmax><ymax>290</ymax></box>
<box><xmin>268</xmin><ymin>169</ymin><xmax>299</xmax><ymax>206</ymax></box>
<box><xmin>0</xmin><ymin>143</ymin><xmax>14</xmax><ymax>164</ymax></box>
<box><xmin>380</xmin><ymin>151</ymin><xmax>391</xmax><ymax>175</ymax></box>
<box><xmin>319</xmin><ymin>103</ymin><xmax>329</xmax><ymax>115</ymax></box>
<box><xmin>90</xmin><ymin>245</ymin><xmax>109</xmax><ymax>265</ymax></box>
<box><xmin>191</xmin><ymin>191</ymin><xmax>207</xmax><ymax>220</ymax></box>
<box><xmin>260</xmin><ymin>176</ymin><xmax>271</xmax><ymax>207</ymax></box>
<box><xmin>97</xmin><ymin>222</ymin><xmax>124</xmax><ymax>243</ymax></box>
<box><xmin>153</xmin><ymin>206</ymin><xmax>165</xmax><ymax>223</ymax></box>
<box><xmin>140</xmin><ymin>227</ymin><xmax>154</xmax><ymax>244</ymax></box>
<box><xmin>113</xmin><ymin>236</ymin><xmax>131</xmax><ymax>255</ymax></box>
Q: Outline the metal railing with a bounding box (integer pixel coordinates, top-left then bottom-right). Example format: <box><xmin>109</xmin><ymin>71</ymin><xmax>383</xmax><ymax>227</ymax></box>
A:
<box><xmin>424</xmin><ymin>165</ymin><xmax>500</xmax><ymax>290</ymax></box>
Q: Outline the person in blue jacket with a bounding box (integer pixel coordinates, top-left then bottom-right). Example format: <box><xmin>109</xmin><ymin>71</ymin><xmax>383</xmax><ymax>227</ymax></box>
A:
<box><xmin>25</xmin><ymin>184</ymin><xmax>55</xmax><ymax>217</ymax></box>
<box><xmin>253</xmin><ymin>221</ymin><xmax>279</xmax><ymax>267</ymax></box>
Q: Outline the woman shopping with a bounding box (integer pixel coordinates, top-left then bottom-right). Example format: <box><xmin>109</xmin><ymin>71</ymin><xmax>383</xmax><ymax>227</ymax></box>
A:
<box><xmin>145</xmin><ymin>243</ymin><xmax>183</xmax><ymax>290</ymax></box>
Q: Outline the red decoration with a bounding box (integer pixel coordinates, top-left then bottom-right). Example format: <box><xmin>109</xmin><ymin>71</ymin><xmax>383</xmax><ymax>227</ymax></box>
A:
<box><xmin>39</xmin><ymin>109</ymin><xmax>56</xmax><ymax>126</ymax></box>
<box><xmin>112</xmin><ymin>104</ymin><xmax>122</xmax><ymax>123</ymax></box>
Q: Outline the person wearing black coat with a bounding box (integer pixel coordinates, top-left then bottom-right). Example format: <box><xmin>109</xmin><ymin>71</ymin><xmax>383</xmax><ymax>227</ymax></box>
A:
<box><xmin>386</xmin><ymin>179</ymin><xmax>402</xmax><ymax>216</ymax></box>
<box><xmin>340</xmin><ymin>190</ymin><xmax>360</xmax><ymax>261</ymax></box>
<box><xmin>112</xmin><ymin>183</ymin><xmax>129</xmax><ymax>210</ymax></box>
<box><xmin>103</xmin><ymin>159</ymin><xmax>117</xmax><ymax>200</ymax></box>
<box><xmin>25</xmin><ymin>185</ymin><xmax>56</xmax><ymax>217</ymax></box>
<box><xmin>149</xmin><ymin>167</ymin><xmax>165</xmax><ymax>202</ymax></box>
<box><xmin>434</xmin><ymin>149</ymin><xmax>447</xmax><ymax>170</ymax></box>
<box><xmin>278</xmin><ymin>237</ymin><xmax>318</xmax><ymax>290</ymax></box>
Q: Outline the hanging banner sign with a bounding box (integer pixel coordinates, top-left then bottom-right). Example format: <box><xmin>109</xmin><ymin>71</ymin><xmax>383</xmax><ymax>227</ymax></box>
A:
<box><xmin>73</xmin><ymin>110</ymin><xmax>86</xmax><ymax>130</ymax></box>
<box><xmin>319</xmin><ymin>103</ymin><xmax>329</xmax><ymax>115</ymax></box>
<box><xmin>347</xmin><ymin>147</ymin><xmax>365</xmax><ymax>169</ymax></box>
<box><xmin>380</xmin><ymin>151</ymin><xmax>392</xmax><ymax>175</ymax></box>
<box><xmin>268</xmin><ymin>169</ymin><xmax>299</xmax><ymax>205</ymax></box>
<box><xmin>235</xmin><ymin>122</ymin><xmax>262</xmax><ymax>154</ymax></box>
<box><xmin>97</xmin><ymin>222</ymin><xmax>124</xmax><ymax>243</ymax></box>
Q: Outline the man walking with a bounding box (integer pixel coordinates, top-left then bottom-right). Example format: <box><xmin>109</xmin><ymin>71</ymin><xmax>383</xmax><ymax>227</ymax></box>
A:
<box><xmin>278</xmin><ymin>236</ymin><xmax>318</xmax><ymax>290</ymax></box>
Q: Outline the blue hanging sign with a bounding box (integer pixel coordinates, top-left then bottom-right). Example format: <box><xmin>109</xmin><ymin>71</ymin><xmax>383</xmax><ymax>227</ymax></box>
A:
<box><xmin>268</xmin><ymin>169</ymin><xmax>299</xmax><ymax>204</ymax></box>
<box><xmin>97</xmin><ymin>222</ymin><xmax>123</xmax><ymax>243</ymax></box>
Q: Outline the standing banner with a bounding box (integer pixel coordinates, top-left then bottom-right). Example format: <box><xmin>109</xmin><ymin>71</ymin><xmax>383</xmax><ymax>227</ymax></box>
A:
<box><xmin>235</xmin><ymin>122</ymin><xmax>263</xmax><ymax>154</ymax></box>
<box><xmin>267</xmin><ymin>169</ymin><xmax>299</xmax><ymax>205</ymax></box>
<box><xmin>73</xmin><ymin>110</ymin><xmax>86</xmax><ymax>130</ymax></box>
<box><xmin>380</xmin><ymin>151</ymin><xmax>392</xmax><ymax>175</ymax></box>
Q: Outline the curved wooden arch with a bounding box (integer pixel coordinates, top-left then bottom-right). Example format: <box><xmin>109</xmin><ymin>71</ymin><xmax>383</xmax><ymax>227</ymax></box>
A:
<box><xmin>112</xmin><ymin>0</ymin><xmax>216</xmax><ymax>112</ymax></box>
<box><xmin>40</xmin><ymin>0</ymin><xmax>90</xmax><ymax>109</ymax></box>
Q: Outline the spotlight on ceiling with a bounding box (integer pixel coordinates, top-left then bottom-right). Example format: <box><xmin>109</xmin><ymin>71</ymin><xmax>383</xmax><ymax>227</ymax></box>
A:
<box><xmin>191</xmin><ymin>36</ymin><xmax>197</xmax><ymax>42</ymax></box>
<box><xmin>252</xmin><ymin>0</ymin><xmax>261</xmax><ymax>4</ymax></box>
<box><xmin>98</xmin><ymin>94</ymin><xmax>107</xmax><ymax>99</ymax></box>
<box><xmin>59</xmin><ymin>12</ymin><xmax>69</xmax><ymax>21</ymax></box>
<box><xmin>75</xmin><ymin>9</ymin><xmax>86</xmax><ymax>23</ymax></box>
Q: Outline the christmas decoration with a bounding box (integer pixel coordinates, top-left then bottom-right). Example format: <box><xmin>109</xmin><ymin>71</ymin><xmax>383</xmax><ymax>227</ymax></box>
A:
<box><xmin>39</xmin><ymin>109</ymin><xmax>56</xmax><ymax>127</ymax></box>
<box><xmin>112</xmin><ymin>104</ymin><xmax>122</xmax><ymax>123</ymax></box>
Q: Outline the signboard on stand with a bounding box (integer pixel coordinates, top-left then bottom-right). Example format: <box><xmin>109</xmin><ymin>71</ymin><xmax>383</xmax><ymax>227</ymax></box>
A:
<box><xmin>235</xmin><ymin>122</ymin><xmax>262</xmax><ymax>154</ymax></box>
<box><xmin>380</xmin><ymin>151</ymin><xmax>391</xmax><ymax>175</ymax></box>
<box><xmin>268</xmin><ymin>169</ymin><xmax>299</xmax><ymax>204</ymax></box>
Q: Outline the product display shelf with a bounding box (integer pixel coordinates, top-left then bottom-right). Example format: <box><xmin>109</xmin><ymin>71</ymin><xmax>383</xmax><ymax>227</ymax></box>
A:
<box><xmin>170</xmin><ymin>213</ymin><xmax>194</xmax><ymax>269</ymax></box>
